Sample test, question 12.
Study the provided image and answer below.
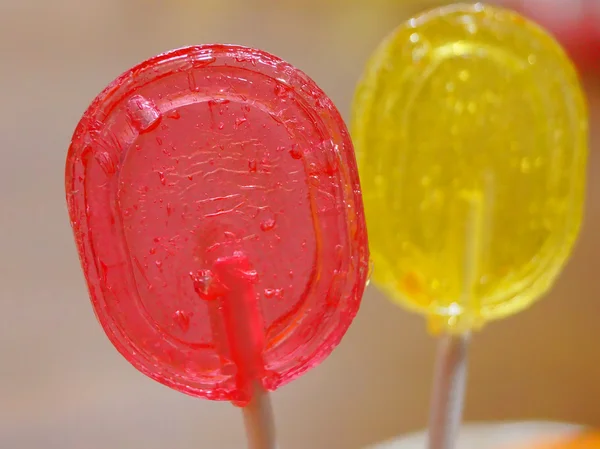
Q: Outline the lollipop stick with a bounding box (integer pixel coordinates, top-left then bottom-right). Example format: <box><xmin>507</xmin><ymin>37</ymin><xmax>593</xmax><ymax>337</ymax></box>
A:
<box><xmin>427</xmin><ymin>333</ymin><xmax>470</xmax><ymax>449</ymax></box>
<box><xmin>212</xmin><ymin>252</ymin><xmax>277</xmax><ymax>449</ymax></box>
<box><xmin>427</xmin><ymin>182</ymin><xmax>487</xmax><ymax>449</ymax></box>
<box><xmin>243</xmin><ymin>381</ymin><xmax>276</xmax><ymax>449</ymax></box>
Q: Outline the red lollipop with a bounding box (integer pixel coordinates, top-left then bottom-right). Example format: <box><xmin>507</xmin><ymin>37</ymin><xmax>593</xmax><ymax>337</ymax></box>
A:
<box><xmin>65</xmin><ymin>45</ymin><xmax>368</xmax><ymax>448</ymax></box>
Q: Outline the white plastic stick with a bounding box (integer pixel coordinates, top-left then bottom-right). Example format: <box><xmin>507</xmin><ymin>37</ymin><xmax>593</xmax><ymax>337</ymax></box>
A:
<box><xmin>426</xmin><ymin>333</ymin><xmax>470</xmax><ymax>449</ymax></box>
<box><xmin>243</xmin><ymin>382</ymin><xmax>276</xmax><ymax>449</ymax></box>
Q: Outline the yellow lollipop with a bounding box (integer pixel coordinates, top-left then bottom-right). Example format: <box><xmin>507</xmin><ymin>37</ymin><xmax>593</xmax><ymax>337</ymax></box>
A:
<box><xmin>352</xmin><ymin>3</ymin><xmax>588</xmax><ymax>334</ymax></box>
<box><xmin>352</xmin><ymin>4</ymin><xmax>588</xmax><ymax>449</ymax></box>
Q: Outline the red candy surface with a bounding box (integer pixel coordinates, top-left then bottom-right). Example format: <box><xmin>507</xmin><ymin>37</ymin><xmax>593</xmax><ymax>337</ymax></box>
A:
<box><xmin>65</xmin><ymin>45</ymin><xmax>369</xmax><ymax>403</ymax></box>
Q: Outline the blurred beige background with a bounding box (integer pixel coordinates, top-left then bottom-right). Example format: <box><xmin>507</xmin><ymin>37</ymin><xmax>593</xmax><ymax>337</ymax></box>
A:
<box><xmin>0</xmin><ymin>1</ymin><xmax>599</xmax><ymax>448</ymax></box>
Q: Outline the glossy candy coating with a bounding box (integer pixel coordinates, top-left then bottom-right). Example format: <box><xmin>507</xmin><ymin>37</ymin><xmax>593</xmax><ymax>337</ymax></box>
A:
<box><xmin>352</xmin><ymin>4</ymin><xmax>588</xmax><ymax>333</ymax></box>
<box><xmin>66</xmin><ymin>45</ymin><xmax>369</xmax><ymax>402</ymax></box>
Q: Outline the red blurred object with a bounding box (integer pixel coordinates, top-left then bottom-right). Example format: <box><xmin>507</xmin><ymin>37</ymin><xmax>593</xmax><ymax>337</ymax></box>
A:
<box><xmin>65</xmin><ymin>45</ymin><xmax>369</xmax><ymax>404</ymax></box>
<box><xmin>507</xmin><ymin>0</ymin><xmax>600</xmax><ymax>73</ymax></box>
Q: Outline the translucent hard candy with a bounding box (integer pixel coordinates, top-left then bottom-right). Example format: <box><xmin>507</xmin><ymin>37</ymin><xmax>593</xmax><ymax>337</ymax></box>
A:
<box><xmin>352</xmin><ymin>4</ymin><xmax>588</xmax><ymax>333</ymax></box>
<box><xmin>66</xmin><ymin>45</ymin><xmax>369</xmax><ymax>403</ymax></box>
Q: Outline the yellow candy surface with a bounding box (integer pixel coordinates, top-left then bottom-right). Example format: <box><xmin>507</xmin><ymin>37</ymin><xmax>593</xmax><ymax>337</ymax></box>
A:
<box><xmin>351</xmin><ymin>3</ymin><xmax>588</xmax><ymax>333</ymax></box>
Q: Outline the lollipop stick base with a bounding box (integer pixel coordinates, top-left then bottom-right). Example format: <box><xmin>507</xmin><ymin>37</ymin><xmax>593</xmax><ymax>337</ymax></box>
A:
<box><xmin>243</xmin><ymin>382</ymin><xmax>276</xmax><ymax>449</ymax></box>
<box><xmin>427</xmin><ymin>333</ymin><xmax>470</xmax><ymax>449</ymax></box>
